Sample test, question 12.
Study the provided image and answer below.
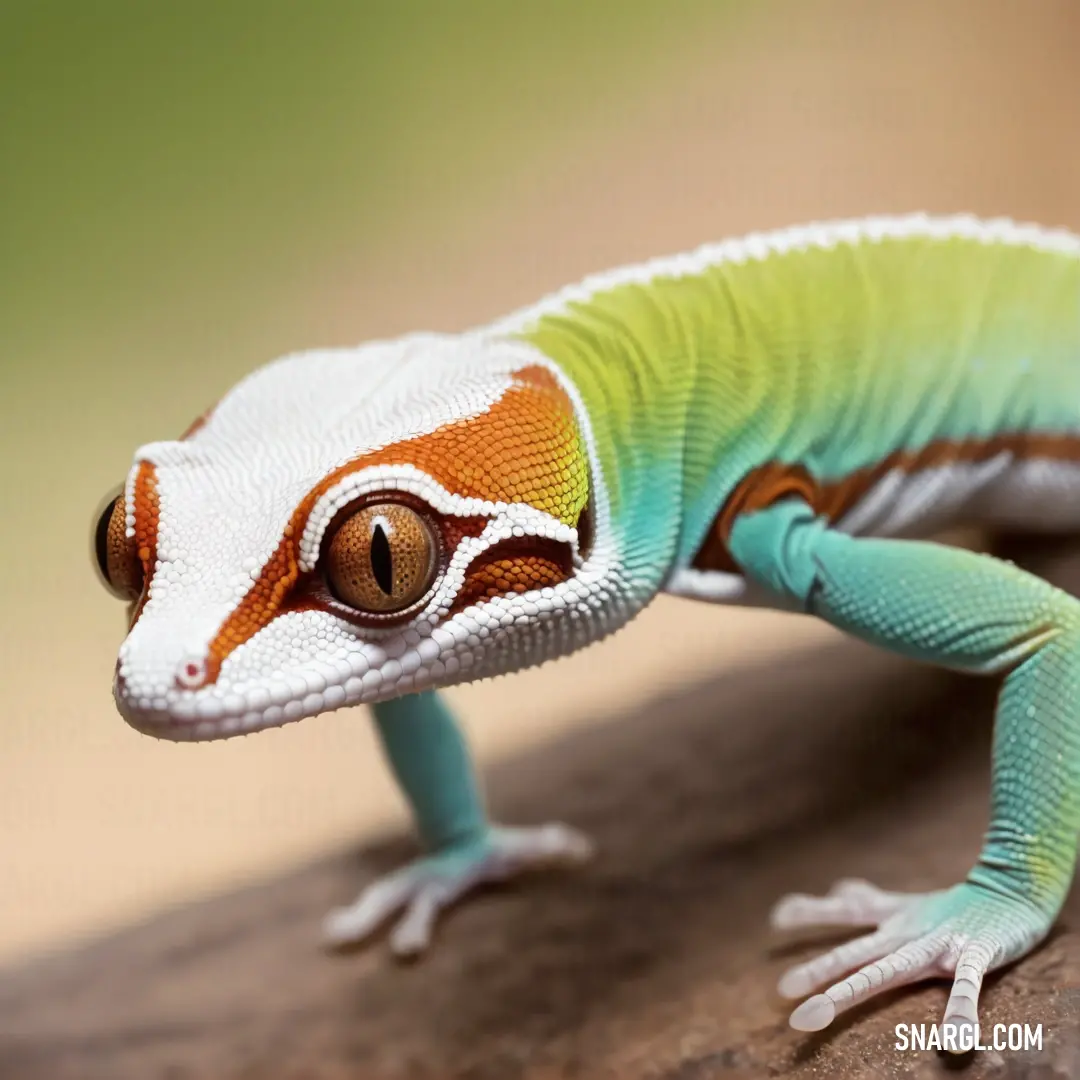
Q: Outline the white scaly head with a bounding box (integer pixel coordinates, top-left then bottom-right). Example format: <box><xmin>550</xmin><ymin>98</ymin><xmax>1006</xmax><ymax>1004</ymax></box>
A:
<box><xmin>93</xmin><ymin>332</ymin><xmax>628</xmax><ymax>740</ymax></box>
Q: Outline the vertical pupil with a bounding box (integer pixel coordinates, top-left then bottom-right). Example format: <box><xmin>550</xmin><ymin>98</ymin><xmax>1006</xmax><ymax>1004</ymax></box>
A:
<box><xmin>370</xmin><ymin>523</ymin><xmax>394</xmax><ymax>595</ymax></box>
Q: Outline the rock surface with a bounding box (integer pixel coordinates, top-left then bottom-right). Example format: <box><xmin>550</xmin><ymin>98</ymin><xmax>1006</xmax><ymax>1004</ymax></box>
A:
<box><xmin>2</xmin><ymin>538</ymin><xmax>1079</xmax><ymax>1078</ymax></box>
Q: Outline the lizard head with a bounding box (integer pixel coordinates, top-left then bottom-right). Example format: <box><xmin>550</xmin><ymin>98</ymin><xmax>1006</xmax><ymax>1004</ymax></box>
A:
<box><xmin>93</xmin><ymin>333</ymin><xmax>629</xmax><ymax>740</ymax></box>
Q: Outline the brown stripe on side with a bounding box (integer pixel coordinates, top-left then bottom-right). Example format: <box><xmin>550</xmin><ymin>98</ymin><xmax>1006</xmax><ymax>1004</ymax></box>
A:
<box><xmin>693</xmin><ymin>431</ymin><xmax>1080</xmax><ymax>574</ymax></box>
<box><xmin>196</xmin><ymin>365</ymin><xmax>589</xmax><ymax>685</ymax></box>
<box><xmin>128</xmin><ymin>461</ymin><xmax>160</xmax><ymax>627</ymax></box>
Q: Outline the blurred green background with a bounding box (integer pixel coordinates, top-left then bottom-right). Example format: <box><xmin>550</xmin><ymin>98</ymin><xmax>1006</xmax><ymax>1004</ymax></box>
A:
<box><xmin>2</xmin><ymin>0</ymin><xmax>731</xmax><ymax>531</ymax></box>
<box><xmin>3</xmin><ymin>2</ymin><xmax>731</xmax><ymax>361</ymax></box>
<box><xmin>2</xmin><ymin>0</ymin><xmax>1078</xmax><ymax>966</ymax></box>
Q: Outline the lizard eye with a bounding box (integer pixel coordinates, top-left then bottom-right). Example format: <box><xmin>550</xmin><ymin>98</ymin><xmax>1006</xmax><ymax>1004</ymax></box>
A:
<box><xmin>325</xmin><ymin>502</ymin><xmax>438</xmax><ymax>615</ymax></box>
<box><xmin>92</xmin><ymin>489</ymin><xmax>144</xmax><ymax>602</ymax></box>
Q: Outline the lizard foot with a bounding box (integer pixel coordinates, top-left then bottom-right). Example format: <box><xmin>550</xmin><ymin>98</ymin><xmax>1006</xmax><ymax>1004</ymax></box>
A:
<box><xmin>323</xmin><ymin>823</ymin><xmax>593</xmax><ymax>957</ymax></box>
<box><xmin>771</xmin><ymin>877</ymin><xmax>1050</xmax><ymax>1044</ymax></box>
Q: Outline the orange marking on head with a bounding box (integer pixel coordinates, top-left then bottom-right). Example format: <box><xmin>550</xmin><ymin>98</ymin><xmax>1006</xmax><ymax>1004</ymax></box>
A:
<box><xmin>129</xmin><ymin>461</ymin><xmax>160</xmax><ymax>627</ymax></box>
<box><xmin>341</xmin><ymin>364</ymin><xmax>589</xmax><ymax>523</ymax></box>
<box><xmin>449</xmin><ymin>542</ymin><xmax>572</xmax><ymax>616</ymax></box>
<box><xmin>195</xmin><ymin>365</ymin><xmax>588</xmax><ymax>684</ymax></box>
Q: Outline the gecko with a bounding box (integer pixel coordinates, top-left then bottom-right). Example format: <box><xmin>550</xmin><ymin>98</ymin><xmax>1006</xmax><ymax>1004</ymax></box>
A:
<box><xmin>92</xmin><ymin>214</ymin><xmax>1080</xmax><ymax>1038</ymax></box>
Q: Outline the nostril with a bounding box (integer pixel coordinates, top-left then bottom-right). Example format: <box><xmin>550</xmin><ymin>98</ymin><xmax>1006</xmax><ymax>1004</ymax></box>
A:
<box><xmin>175</xmin><ymin>654</ymin><xmax>211</xmax><ymax>690</ymax></box>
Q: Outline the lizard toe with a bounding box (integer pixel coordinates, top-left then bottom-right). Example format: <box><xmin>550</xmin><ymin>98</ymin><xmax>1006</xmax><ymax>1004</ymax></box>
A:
<box><xmin>788</xmin><ymin>932</ymin><xmax>952</xmax><ymax>1031</ymax></box>
<box><xmin>771</xmin><ymin>876</ymin><xmax>908</xmax><ymax>930</ymax></box>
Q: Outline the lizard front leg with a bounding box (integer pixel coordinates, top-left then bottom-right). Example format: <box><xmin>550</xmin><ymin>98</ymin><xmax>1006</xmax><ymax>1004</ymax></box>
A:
<box><xmin>728</xmin><ymin>499</ymin><xmax>1080</xmax><ymax>1037</ymax></box>
<box><xmin>323</xmin><ymin>689</ymin><xmax>592</xmax><ymax>955</ymax></box>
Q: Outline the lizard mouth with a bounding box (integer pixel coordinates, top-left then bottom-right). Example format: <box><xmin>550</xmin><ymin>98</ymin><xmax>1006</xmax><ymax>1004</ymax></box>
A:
<box><xmin>112</xmin><ymin>672</ymin><xmax>355</xmax><ymax>743</ymax></box>
<box><xmin>115</xmin><ymin>693</ymin><xmax>287</xmax><ymax>742</ymax></box>
<box><xmin>118</xmin><ymin>704</ymin><xmax>276</xmax><ymax>742</ymax></box>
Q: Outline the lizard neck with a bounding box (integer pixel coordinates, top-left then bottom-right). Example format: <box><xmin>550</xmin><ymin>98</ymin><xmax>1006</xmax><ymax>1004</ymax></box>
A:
<box><xmin>490</xmin><ymin>262</ymin><xmax>774</xmax><ymax>586</ymax></box>
<box><xmin>489</xmin><ymin>275</ymin><xmax>729</xmax><ymax>592</ymax></box>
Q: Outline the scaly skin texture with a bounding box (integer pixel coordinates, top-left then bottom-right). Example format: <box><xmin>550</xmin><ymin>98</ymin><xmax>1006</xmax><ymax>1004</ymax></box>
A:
<box><xmin>97</xmin><ymin>215</ymin><xmax>1080</xmax><ymax>1042</ymax></box>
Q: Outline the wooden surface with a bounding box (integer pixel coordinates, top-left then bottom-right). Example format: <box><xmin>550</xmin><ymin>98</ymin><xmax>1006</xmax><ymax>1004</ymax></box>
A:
<box><xmin>3</xmin><ymin>540</ymin><xmax>1080</xmax><ymax>1078</ymax></box>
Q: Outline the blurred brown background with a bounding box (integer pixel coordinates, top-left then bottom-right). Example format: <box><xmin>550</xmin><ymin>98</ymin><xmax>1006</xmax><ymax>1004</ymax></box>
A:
<box><xmin>2</xmin><ymin>0</ymin><xmax>1079</xmax><ymax>995</ymax></box>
